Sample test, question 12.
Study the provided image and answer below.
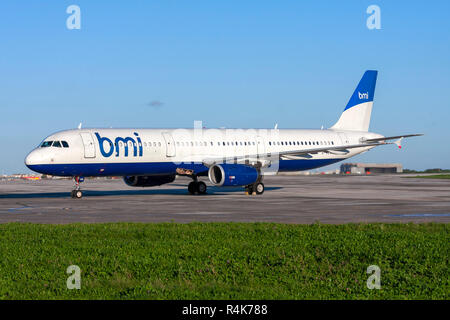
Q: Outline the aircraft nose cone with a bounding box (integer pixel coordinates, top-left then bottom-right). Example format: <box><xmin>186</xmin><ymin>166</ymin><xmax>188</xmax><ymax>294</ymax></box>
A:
<box><xmin>25</xmin><ymin>150</ymin><xmax>39</xmax><ymax>167</ymax></box>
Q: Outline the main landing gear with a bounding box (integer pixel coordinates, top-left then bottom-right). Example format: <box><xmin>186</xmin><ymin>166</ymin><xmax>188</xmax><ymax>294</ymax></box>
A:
<box><xmin>71</xmin><ymin>176</ymin><xmax>84</xmax><ymax>199</ymax></box>
<box><xmin>188</xmin><ymin>177</ymin><xmax>207</xmax><ymax>195</ymax></box>
<box><xmin>245</xmin><ymin>182</ymin><xmax>265</xmax><ymax>195</ymax></box>
<box><xmin>245</xmin><ymin>174</ymin><xmax>265</xmax><ymax>196</ymax></box>
<box><xmin>176</xmin><ymin>168</ymin><xmax>207</xmax><ymax>195</ymax></box>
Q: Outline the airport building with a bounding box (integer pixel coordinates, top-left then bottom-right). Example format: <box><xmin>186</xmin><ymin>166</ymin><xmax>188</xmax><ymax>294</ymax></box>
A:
<box><xmin>340</xmin><ymin>163</ymin><xmax>403</xmax><ymax>174</ymax></box>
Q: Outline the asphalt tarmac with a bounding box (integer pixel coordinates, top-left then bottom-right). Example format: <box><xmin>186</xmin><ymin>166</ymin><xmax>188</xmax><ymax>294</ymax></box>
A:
<box><xmin>0</xmin><ymin>174</ymin><xmax>449</xmax><ymax>224</ymax></box>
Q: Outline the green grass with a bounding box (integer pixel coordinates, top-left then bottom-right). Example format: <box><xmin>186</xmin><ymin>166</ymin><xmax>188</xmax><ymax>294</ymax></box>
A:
<box><xmin>0</xmin><ymin>223</ymin><xmax>448</xmax><ymax>299</ymax></box>
<box><xmin>405</xmin><ymin>174</ymin><xmax>450</xmax><ymax>179</ymax></box>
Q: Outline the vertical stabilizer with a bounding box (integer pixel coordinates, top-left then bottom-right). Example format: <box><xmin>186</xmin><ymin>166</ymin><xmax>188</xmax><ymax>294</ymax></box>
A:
<box><xmin>331</xmin><ymin>70</ymin><xmax>378</xmax><ymax>131</ymax></box>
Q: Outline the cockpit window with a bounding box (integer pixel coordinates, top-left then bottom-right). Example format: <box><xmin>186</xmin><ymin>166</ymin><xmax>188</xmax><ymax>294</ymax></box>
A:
<box><xmin>40</xmin><ymin>140</ymin><xmax>69</xmax><ymax>148</ymax></box>
<box><xmin>41</xmin><ymin>141</ymin><xmax>53</xmax><ymax>148</ymax></box>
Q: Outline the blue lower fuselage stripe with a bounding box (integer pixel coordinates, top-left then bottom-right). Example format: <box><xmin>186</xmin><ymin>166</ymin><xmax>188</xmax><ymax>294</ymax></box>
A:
<box><xmin>27</xmin><ymin>158</ymin><xmax>345</xmax><ymax>177</ymax></box>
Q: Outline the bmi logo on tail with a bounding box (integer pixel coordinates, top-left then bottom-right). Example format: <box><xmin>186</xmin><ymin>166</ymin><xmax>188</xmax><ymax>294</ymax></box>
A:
<box><xmin>358</xmin><ymin>91</ymin><xmax>369</xmax><ymax>100</ymax></box>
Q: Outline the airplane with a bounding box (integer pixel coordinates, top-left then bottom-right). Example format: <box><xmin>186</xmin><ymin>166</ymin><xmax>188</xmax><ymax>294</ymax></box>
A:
<box><xmin>25</xmin><ymin>70</ymin><xmax>422</xmax><ymax>198</ymax></box>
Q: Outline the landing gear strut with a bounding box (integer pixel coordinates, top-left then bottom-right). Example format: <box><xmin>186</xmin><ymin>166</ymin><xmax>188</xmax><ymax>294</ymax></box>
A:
<box><xmin>176</xmin><ymin>168</ymin><xmax>207</xmax><ymax>195</ymax></box>
<box><xmin>71</xmin><ymin>176</ymin><xmax>84</xmax><ymax>199</ymax></box>
<box><xmin>187</xmin><ymin>176</ymin><xmax>207</xmax><ymax>195</ymax></box>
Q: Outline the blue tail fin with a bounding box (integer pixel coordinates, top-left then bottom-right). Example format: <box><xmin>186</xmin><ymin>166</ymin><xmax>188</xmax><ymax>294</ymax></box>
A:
<box><xmin>344</xmin><ymin>70</ymin><xmax>378</xmax><ymax>111</ymax></box>
<box><xmin>331</xmin><ymin>70</ymin><xmax>378</xmax><ymax>131</ymax></box>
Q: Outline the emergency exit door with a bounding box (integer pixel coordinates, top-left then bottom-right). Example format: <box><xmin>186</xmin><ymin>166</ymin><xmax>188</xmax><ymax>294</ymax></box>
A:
<box><xmin>162</xmin><ymin>132</ymin><xmax>176</xmax><ymax>157</ymax></box>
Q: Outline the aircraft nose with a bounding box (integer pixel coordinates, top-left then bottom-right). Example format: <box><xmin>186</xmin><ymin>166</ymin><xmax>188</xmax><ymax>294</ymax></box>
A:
<box><xmin>25</xmin><ymin>150</ymin><xmax>39</xmax><ymax>167</ymax></box>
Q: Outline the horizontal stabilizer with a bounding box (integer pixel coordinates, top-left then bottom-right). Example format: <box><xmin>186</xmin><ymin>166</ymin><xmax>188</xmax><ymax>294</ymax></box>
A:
<box><xmin>362</xmin><ymin>134</ymin><xmax>423</xmax><ymax>142</ymax></box>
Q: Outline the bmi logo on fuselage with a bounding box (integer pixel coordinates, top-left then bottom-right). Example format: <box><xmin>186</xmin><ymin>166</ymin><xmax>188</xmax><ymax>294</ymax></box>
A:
<box><xmin>95</xmin><ymin>132</ymin><xmax>143</xmax><ymax>157</ymax></box>
<box><xmin>358</xmin><ymin>91</ymin><xmax>369</xmax><ymax>100</ymax></box>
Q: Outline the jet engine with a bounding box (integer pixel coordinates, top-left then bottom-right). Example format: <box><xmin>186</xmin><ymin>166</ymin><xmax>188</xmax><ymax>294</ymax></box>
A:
<box><xmin>208</xmin><ymin>164</ymin><xmax>259</xmax><ymax>187</ymax></box>
<box><xmin>123</xmin><ymin>175</ymin><xmax>176</xmax><ymax>187</ymax></box>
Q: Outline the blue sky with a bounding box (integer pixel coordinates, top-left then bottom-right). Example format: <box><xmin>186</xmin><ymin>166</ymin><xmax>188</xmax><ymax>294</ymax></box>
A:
<box><xmin>0</xmin><ymin>1</ymin><xmax>449</xmax><ymax>173</ymax></box>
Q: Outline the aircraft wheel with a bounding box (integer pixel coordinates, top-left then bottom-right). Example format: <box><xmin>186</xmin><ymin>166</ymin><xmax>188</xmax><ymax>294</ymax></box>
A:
<box><xmin>72</xmin><ymin>190</ymin><xmax>83</xmax><ymax>199</ymax></box>
<box><xmin>255</xmin><ymin>182</ymin><xmax>265</xmax><ymax>195</ymax></box>
<box><xmin>196</xmin><ymin>181</ymin><xmax>207</xmax><ymax>194</ymax></box>
<box><xmin>246</xmin><ymin>185</ymin><xmax>253</xmax><ymax>195</ymax></box>
<box><xmin>188</xmin><ymin>181</ymin><xmax>197</xmax><ymax>195</ymax></box>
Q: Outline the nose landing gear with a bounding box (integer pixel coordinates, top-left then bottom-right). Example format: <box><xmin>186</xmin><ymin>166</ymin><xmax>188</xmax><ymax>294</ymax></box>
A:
<box><xmin>71</xmin><ymin>176</ymin><xmax>84</xmax><ymax>199</ymax></box>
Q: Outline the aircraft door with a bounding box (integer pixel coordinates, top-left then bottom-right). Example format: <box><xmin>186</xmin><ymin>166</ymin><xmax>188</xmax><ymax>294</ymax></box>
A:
<box><xmin>162</xmin><ymin>132</ymin><xmax>176</xmax><ymax>157</ymax></box>
<box><xmin>337</xmin><ymin>132</ymin><xmax>349</xmax><ymax>145</ymax></box>
<box><xmin>256</xmin><ymin>136</ymin><xmax>266</xmax><ymax>159</ymax></box>
<box><xmin>80</xmin><ymin>132</ymin><xmax>96</xmax><ymax>158</ymax></box>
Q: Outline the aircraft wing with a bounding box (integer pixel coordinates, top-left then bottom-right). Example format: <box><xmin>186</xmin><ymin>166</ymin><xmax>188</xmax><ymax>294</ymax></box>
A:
<box><xmin>202</xmin><ymin>142</ymin><xmax>388</xmax><ymax>167</ymax></box>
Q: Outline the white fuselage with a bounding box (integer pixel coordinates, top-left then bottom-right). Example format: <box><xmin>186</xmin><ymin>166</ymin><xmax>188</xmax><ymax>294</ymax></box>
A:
<box><xmin>25</xmin><ymin>128</ymin><xmax>383</xmax><ymax>177</ymax></box>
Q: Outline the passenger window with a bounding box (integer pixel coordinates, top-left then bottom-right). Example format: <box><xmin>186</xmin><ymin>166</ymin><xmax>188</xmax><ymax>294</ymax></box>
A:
<box><xmin>61</xmin><ymin>141</ymin><xmax>69</xmax><ymax>148</ymax></box>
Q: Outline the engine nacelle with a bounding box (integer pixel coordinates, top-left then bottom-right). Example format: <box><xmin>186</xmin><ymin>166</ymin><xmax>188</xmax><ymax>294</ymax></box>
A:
<box><xmin>123</xmin><ymin>175</ymin><xmax>175</xmax><ymax>187</ymax></box>
<box><xmin>208</xmin><ymin>164</ymin><xmax>259</xmax><ymax>187</ymax></box>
